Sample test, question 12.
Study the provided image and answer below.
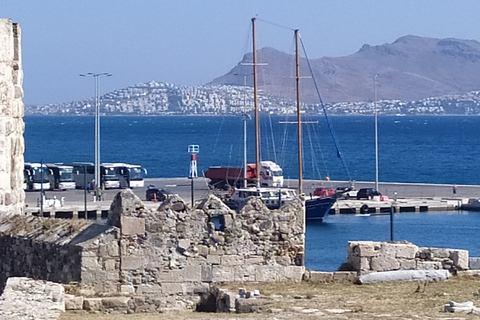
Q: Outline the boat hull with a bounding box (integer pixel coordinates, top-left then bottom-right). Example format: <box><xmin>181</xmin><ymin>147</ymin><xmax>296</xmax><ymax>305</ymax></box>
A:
<box><xmin>306</xmin><ymin>197</ymin><xmax>336</xmax><ymax>220</ymax></box>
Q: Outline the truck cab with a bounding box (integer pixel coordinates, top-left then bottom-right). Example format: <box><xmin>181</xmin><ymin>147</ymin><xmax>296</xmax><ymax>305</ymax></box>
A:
<box><xmin>259</xmin><ymin>161</ymin><xmax>283</xmax><ymax>187</ymax></box>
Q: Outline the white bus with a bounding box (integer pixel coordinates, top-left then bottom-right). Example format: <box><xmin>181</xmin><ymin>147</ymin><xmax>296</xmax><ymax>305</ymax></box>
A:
<box><xmin>124</xmin><ymin>164</ymin><xmax>147</xmax><ymax>188</ymax></box>
<box><xmin>46</xmin><ymin>163</ymin><xmax>76</xmax><ymax>190</ymax></box>
<box><xmin>101</xmin><ymin>163</ymin><xmax>128</xmax><ymax>189</ymax></box>
<box><xmin>24</xmin><ymin>163</ymin><xmax>51</xmax><ymax>191</ymax></box>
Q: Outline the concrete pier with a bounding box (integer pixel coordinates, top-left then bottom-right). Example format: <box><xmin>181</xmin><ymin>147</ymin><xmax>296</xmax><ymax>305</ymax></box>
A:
<box><xmin>23</xmin><ymin>178</ymin><xmax>480</xmax><ymax>219</ymax></box>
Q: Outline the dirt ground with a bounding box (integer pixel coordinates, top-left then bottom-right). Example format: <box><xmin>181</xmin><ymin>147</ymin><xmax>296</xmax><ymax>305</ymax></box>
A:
<box><xmin>59</xmin><ymin>274</ymin><xmax>480</xmax><ymax>320</ymax></box>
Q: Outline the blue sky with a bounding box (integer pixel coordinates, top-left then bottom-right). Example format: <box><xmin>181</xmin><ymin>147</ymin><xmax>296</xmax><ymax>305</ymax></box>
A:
<box><xmin>3</xmin><ymin>0</ymin><xmax>480</xmax><ymax>105</ymax></box>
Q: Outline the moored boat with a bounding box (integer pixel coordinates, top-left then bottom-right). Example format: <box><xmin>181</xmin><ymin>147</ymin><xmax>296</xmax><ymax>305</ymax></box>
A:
<box><xmin>226</xmin><ymin>186</ymin><xmax>297</xmax><ymax>210</ymax></box>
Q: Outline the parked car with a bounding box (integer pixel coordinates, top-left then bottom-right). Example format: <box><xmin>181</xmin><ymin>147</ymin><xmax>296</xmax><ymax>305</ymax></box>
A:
<box><xmin>356</xmin><ymin>188</ymin><xmax>381</xmax><ymax>200</ymax></box>
<box><xmin>313</xmin><ymin>187</ymin><xmax>335</xmax><ymax>197</ymax></box>
<box><xmin>334</xmin><ymin>186</ymin><xmax>358</xmax><ymax>199</ymax></box>
<box><xmin>145</xmin><ymin>185</ymin><xmax>173</xmax><ymax>201</ymax></box>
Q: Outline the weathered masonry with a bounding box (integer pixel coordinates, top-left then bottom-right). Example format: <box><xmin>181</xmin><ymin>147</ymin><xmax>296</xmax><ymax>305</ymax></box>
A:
<box><xmin>0</xmin><ymin>18</ymin><xmax>25</xmax><ymax>217</ymax></box>
<box><xmin>0</xmin><ymin>190</ymin><xmax>305</xmax><ymax>312</ymax></box>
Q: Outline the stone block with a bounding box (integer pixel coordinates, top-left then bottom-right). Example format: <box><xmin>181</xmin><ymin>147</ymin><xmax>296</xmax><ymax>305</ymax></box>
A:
<box><xmin>450</xmin><ymin>250</ymin><xmax>469</xmax><ymax>270</ymax></box>
<box><xmin>333</xmin><ymin>271</ymin><xmax>357</xmax><ymax>281</ymax></box>
<box><xmin>206</xmin><ymin>254</ymin><xmax>221</xmax><ymax>265</ymax></box>
<box><xmin>101</xmin><ymin>296</ymin><xmax>130</xmax><ymax>310</ymax></box>
<box><xmin>380</xmin><ymin>242</ymin><xmax>399</xmax><ymax>259</ymax></box>
<box><xmin>181</xmin><ymin>265</ymin><xmax>201</xmax><ymax>282</ymax></box>
<box><xmin>161</xmin><ymin>282</ymin><xmax>185</xmax><ymax>295</ymax></box>
<box><xmin>398</xmin><ymin>258</ymin><xmax>416</xmax><ymax>270</ymax></box>
<box><xmin>244</xmin><ymin>255</ymin><xmax>264</xmax><ymax>265</ymax></box>
<box><xmin>431</xmin><ymin>248</ymin><xmax>450</xmax><ymax>259</ymax></box>
<box><xmin>156</xmin><ymin>270</ymin><xmax>182</xmax><ymax>282</ymax></box>
<box><xmin>395</xmin><ymin>243</ymin><xmax>418</xmax><ymax>259</ymax></box>
<box><xmin>83</xmin><ymin>298</ymin><xmax>103</xmax><ymax>311</ymax></box>
<box><xmin>136</xmin><ymin>284</ymin><xmax>162</xmax><ymax>294</ymax></box>
<box><xmin>371</xmin><ymin>255</ymin><xmax>400</xmax><ymax>272</ymax></box>
<box><xmin>255</xmin><ymin>266</ymin><xmax>280</xmax><ymax>282</ymax></box>
<box><xmin>106</xmin><ymin>241</ymin><xmax>119</xmax><ymax>257</ymax></box>
<box><xmin>417</xmin><ymin>260</ymin><xmax>442</xmax><ymax>270</ymax></box>
<box><xmin>347</xmin><ymin>255</ymin><xmax>370</xmax><ymax>271</ymax></box>
<box><xmin>121</xmin><ymin>284</ymin><xmax>135</xmax><ymax>293</ymax></box>
<box><xmin>82</xmin><ymin>256</ymin><xmax>100</xmax><ymax>270</ymax></box>
<box><xmin>282</xmin><ymin>266</ymin><xmax>305</xmax><ymax>281</ymax></box>
<box><xmin>65</xmin><ymin>295</ymin><xmax>84</xmax><ymax>310</ymax></box>
<box><xmin>469</xmin><ymin>257</ymin><xmax>480</xmax><ymax>270</ymax></box>
<box><xmin>104</xmin><ymin>259</ymin><xmax>117</xmax><ymax>271</ymax></box>
<box><xmin>212</xmin><ymin>266</ymin><xmax>235</xmax><ymax>282</ymax></box>
<box><xmin>234</xmin><ymin>265</ymin><xmax>257</xmax><ymax>282</ymax></box>
<box><xmin>348</xmin><ymin>241</ymin><xmax>379</xmax><ymax>257</ymax></box>
<box><xmin>121</xmin><ymin>256</ymin><xmax>144</xmax><ymax>270</ymax></box>
<box><xmin>221</xmin><ymin>255</ymin><xmax>244</xmax><ymax>266</ymax></box>
<box><xmin>121</xmin><ymin>216</ymin><xmax>145</xmax><ymax>236</ymax></box>
<box><xmin>201</xmin><ymin>265</ymin><xmax>213</xmax><ymax>282</ymax></box>
<box><xmin>309</xmin><ymin>271</ymin><xmax>334</xmax><ymax>282</ymax></box>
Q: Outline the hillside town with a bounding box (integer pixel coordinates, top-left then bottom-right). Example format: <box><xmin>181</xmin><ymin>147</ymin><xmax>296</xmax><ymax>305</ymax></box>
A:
<box><xmin>25</xmin><ymin>81</ymin><xmax>480</xmax><ymax>116</ymax></box>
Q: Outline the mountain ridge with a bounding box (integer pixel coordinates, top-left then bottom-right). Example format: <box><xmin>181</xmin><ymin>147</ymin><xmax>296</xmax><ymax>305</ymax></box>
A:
<box><xmin>209</xmin><ymin>35</ymin><xmax>480</xmax><ymax>103</ymax></box>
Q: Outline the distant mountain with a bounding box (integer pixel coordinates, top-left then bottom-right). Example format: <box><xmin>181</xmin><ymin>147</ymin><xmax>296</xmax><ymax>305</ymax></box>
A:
<box><xmin>209</xmin><ymin>35</ymin><xmax>480</xmax><ymax>103</ymax></box>
<box><xmin>25</xmin><ymin>36</ymin><xmax>480</xmax><ymax>116</ymax></box>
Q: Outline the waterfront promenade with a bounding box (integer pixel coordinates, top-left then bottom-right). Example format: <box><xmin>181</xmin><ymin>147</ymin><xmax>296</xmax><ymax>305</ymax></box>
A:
<box><xmin>24</xmin><ymin>178</ymin><xmax>480</xmax><ymax>217</ymax></box>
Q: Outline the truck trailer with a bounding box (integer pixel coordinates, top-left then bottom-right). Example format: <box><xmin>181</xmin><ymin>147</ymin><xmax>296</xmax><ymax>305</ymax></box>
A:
<box><xmin>204</xmin><ymin>161</ymin><xmax>283</xmax><ymax>190</ymax></box>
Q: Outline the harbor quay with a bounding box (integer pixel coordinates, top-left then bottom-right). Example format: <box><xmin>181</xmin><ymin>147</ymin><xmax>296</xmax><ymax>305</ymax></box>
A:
<box><xmin>23</xmin><ymin>177</ymin><xmax>480</xmax><ymax>218</ymax></box>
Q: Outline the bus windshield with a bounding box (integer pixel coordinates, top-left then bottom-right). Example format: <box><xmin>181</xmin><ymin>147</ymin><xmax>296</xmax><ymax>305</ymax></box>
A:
<box><xmin>129</xmin><ymin>167</ymin><xmax>144</xmax><ymax>180</ymax></box>
<box><xmin>33</xmin><ymin>168</ymin><xmax>49</xmax><ymax>183</ymax></box>
<box><xmin>59</xmin><ymin>167</ymin><xmax>74</xmax><ymax>182</ymax></box>
<box><xmin>103</xmin><ymin>167</ymin><xmax>118</xmax><ymax>181</ymax></box>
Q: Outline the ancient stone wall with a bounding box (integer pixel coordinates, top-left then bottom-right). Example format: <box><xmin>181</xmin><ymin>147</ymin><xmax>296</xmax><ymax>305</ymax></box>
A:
<box><xmin>0</xmin><ymin>215</ymin><xmax>97</xmax><ymax>285</ymax></box>
<box><xmin>347</xmin><ymin>240</ymin><xmax>469</xmax><ymax>274</ymax></box>
<box><xmin>0</xmin><ymin>19</ymin><xmax>25</xmax><ymax>217</ymax></box>
<box><xmin>0</xmin><ymin>190</ymin><xmax>305</xmax><ymax>313</ymax></box>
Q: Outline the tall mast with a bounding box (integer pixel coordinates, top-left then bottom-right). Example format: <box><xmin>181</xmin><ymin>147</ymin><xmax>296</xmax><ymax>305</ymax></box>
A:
<box><xmin>252</xmin><ymin>17</ymin><xmax>260</xmax><ymax>188</ymax></box>
<box><xmin>295</xmin><ymin>29</ymin><xmax>303</xmax><ymax>194</ymax></box>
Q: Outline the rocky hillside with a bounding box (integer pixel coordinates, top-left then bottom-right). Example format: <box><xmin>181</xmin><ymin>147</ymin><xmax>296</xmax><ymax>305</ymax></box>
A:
<box><xmin>210</xmin><ymin>35</ymin><xmax>480</xmax><ymax>104</ymax></box>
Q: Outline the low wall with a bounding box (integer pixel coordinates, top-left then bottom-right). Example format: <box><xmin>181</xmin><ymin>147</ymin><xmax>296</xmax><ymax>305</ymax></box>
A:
<box><xmin>347</xmin><ymin>240</ymin><xmax>469</xmax><ymax>274</ymax></box>
<box><xmin>0</xmin><ymin>190</ymin><xmax>306</xmax><ymax>313</ymax></box>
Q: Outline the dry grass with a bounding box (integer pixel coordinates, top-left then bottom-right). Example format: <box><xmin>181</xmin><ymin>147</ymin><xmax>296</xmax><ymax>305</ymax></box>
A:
<box><xmin>60</xmin><ymin>274</ymin><xmax>480</xmax><ymax>320</ymax></box>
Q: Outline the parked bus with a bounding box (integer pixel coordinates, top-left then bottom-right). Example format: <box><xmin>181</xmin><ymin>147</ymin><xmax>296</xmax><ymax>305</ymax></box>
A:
<box><xmin>71</xmin><ymin>162</ymin><xmax>95</xmax><ymax>189</ymax></box>
<box><xmin>71</xmin><ymin>162</ymin><xmax>146</xmax><ymax>190</ymax></box>
<box><xmin>24</xmin><ymin>162</ymin><xmax>50</xmax><ymax>191</ymax></box>
<box><xmin>101</xmin><ymin>163</ymin><xmax>128</xmax><ymax>189</ymax></box>
<box><xmin>46</xmin><ymin>164</ymin><xmax>76</xmax><ymax>190</ymax></box>
<box><xmin>124</xmin><ymin>164</ymin><xmax>147</xmax><ymax>188</ymax></box>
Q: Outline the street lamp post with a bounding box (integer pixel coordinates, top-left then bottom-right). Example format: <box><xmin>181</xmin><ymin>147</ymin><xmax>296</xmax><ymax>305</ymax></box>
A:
<box><xmin>79</xmin><ymin>72</ymin><xmax>112</xmax><ymax>201</ymax></box>
<box><xmin>374</xmin><ymin>74</ymin><xmax>379</xmax><ymax>192</ymax></box>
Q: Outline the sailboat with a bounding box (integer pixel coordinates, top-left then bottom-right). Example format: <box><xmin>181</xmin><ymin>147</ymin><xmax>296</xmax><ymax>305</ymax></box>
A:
<box><xmin>229</xmin><ymin>19</ymin><xmax>335</xmax><ymax>221</ymax></box>
<box><xmin>292</xmin><ymin>29</ymin><xmax>336</xmax><ymax>220</ymax></box>
<box><xmin>228</xmin><ymin>18</ymin><xmax>298</xmax><ymax>210</ymax></box>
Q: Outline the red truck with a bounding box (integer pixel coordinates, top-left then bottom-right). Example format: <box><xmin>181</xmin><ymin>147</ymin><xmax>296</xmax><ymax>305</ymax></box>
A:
<box><xmin>204</xmin><ymin>164</ymin><xmax>256</xmax><ymax>190</ymax></box>
<box><xmin>204</xmin><ymin>161</ymin><xmax>284</xmax><ymax>190</ymax></box>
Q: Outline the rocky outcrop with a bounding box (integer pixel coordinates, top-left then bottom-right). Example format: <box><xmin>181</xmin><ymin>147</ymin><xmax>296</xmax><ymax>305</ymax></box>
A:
<box><xmin>0</xmin><ymin>18</ymin><xmax>24</xmax><ymax>217</ymax></box>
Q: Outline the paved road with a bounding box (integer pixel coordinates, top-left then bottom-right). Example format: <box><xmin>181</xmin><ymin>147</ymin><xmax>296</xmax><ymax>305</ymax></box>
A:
<box><xmin>24</xmin><ymin>177</ymin><xmax>480</xmax><ymax>209</ymax></box>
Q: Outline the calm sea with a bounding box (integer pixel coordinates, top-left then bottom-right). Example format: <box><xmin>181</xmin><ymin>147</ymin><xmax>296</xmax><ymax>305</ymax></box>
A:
<box><xmin>25</xmin><ymin>115</ymin><xmax>480</xmax><ymax>270</ymax></box>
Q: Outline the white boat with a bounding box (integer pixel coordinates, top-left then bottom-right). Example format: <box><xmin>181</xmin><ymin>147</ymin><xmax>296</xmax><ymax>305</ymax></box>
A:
<box><xmin>227</xmin><ymin>186</ymin><xmax>297</xmax><ymax>210</ymax></box>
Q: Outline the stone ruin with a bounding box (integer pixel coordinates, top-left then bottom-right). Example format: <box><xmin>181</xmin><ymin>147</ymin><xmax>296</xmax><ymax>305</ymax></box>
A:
<box><xmin>0</xmin><ymin>18</ymin><xmax>25</xmax><ymax>217</ymax></box>
<box><xmin>0</xmin><ymin>189</ymin><xmax>305</xmax><ymax>313</ymax></box>
<box><xmin>346</xmin><ymin>240</ymin><xmax>469</xmax><ymax>274</ymax></box>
